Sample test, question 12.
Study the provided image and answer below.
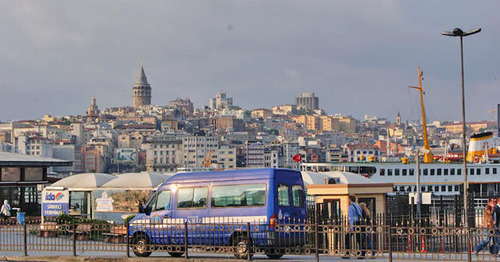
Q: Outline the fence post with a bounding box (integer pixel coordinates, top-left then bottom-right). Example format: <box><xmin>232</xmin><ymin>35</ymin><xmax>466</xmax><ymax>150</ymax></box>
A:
<box><xmin>314</xmin><ymin>217</ymin><xmax>319</xmax><ymax>262</ymax></box>
<box><xmin>23</xmin><ymin>223</ymin><xmax>27</xmax><ymax>256</ymax></box>
<box><xmin>466</xmin><ymin>227</ymin><xmax>471</xmax><ymax>262</ymax></box>
<box><xmin>184</xmin><ymin>221</ymin><xmax>189</xmax><ymax>260</ymax></box>
<box><xmin>246</xmin><ymin>222</ymin><xmax>252</xmax><ymax>261</ymax></box>
<box><xmin>126</xmin><ymin>220</ymin><xmax>130</xmax><ymax>258</ymax></box>
<box><xmin>73</xmin><ymin>222</ymin><xmax>77</xmax><ymax>256</ymax></box>
<box><xmin>388</xmin><ymin>224</ymin><xmax>392</xmax><ymax>262</ymax></box>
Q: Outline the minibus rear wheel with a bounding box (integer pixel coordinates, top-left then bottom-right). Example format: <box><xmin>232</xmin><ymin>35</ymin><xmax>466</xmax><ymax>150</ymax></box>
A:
<box><xmin>232</xmin><ymin>234</ymin><xmax>253</xmax><ymax>260</ymax></box>
<box><xmin>132</xmin><ymin>233</ymin><xmax>152</xmax><ymax>257</ymax></box>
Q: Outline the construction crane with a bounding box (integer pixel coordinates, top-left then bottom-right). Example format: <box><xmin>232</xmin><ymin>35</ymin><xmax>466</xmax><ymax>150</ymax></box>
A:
<box><xmin>488</xmin><ymin>109</ymin><xmax>497</xmax><ymax>121</ymax></box>
<box><xmin>409</xmin><ymin>67</ymin><xmax>433</xmax><ymax>163</ymax></box>
<box><xmin>203</xmin><ymin>150</ymin><xmax>214</xmax><ymax>167</ymax></box>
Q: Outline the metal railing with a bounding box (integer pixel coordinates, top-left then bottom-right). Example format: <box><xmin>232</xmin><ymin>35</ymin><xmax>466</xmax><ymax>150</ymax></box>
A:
<box><xmin>2</xmin><ymin>218</ymin><xmax>500</xmax><ymax>261</ymax></box>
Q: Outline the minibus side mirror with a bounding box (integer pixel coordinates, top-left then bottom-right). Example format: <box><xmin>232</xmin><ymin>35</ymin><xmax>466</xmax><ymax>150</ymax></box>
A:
<box><xmin>138</xmin><ymin>204</ymin><xmax>144</xmax><ymax>213</ymax></box>
<box><xmin>145</xmin><ymin>206</ymin><xmax>152</xmax><ymax>216</ymax></box>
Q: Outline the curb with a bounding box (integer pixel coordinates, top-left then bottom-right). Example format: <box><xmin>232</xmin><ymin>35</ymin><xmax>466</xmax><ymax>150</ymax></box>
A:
<box><xmin>3</xmin><ymin>256</ymin><xmax>240</xmax><ymax>262</ymax></box>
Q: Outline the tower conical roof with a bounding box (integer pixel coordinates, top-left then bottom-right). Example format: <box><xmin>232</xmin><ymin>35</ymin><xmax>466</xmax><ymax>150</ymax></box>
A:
<box><xmin>135</xmin><ymin>62</ymin><xmax>149</xmax><ymax>85</ymax></box>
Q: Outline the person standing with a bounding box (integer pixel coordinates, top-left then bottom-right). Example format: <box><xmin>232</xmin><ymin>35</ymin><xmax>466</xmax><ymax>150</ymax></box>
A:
<box><xmin>343</xmin><ymin>195</ymin><xmax>364</xmax><ymax>259</ymax></box>
<box><xmin>359</xmin><ymin>202</ymin><xmax>374</xmax><ymax>256</ymax></box>
<box><xmin>493</xmin><ymin>196</ymin><xmax>500</xmax><ymax>254</ymax></box>
<box><xmin>474</xmin><ymin>196</ymin><xmax>497</xmax><ymax>255</ymax></box>
<box><xmin>0</xmin><ymin>200</ymin><xmax>11</xmax><ymax>223</ymax></box>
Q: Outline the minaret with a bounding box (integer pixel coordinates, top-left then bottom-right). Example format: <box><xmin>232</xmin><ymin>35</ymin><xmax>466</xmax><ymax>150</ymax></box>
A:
<box><xmin>132</xmin><ymin>62</ymin><xmax>152</xmax><ymax>108</ymax></box>
<box><xmin>396</xmin><ymin>111</ymin><xmax>401</xmax><ymax>127</ymax></box>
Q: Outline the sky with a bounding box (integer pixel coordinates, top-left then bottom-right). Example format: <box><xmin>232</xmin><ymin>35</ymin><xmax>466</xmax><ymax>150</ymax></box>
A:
<box><xmin>0</xmin><ymin>1</ymin><xmax>498</xmax><ymax>123</ymax></box>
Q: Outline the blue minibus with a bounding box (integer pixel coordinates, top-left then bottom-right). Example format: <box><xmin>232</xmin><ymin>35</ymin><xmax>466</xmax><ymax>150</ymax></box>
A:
<box><xmin>129</xmin><ymin>168</ymin><xmax>306</xmax><ymax>259</ymax></box>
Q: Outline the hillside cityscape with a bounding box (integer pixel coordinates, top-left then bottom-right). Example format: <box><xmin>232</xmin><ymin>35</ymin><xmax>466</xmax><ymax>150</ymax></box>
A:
<box><xmin>0</xmin><ymin>63</ymin><xmax>497</xmax><ymax>176</ymax></box>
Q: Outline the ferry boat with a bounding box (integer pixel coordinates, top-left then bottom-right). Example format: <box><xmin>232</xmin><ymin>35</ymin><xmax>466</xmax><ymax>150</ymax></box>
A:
<box><xmin>300</xmin><ymin>160</ymin><xmax>500</xmax><ymax>196</ymax></box>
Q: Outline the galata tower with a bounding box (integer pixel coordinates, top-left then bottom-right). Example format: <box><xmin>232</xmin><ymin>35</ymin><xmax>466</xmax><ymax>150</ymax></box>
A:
<box><xmin>132</xmin><ymin>62</ymin><xmax>152</xmax><ymax>108</ymax></box>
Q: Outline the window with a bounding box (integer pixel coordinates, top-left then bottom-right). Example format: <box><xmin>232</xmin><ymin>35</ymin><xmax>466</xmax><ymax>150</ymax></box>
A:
<box><xmin>477</xmin><ymin>168</ymin><xmax>481</xmax><ymax>175</ymax></box>
<box><xmin>423</xmin><ymin>169</ymin><xmax>428</xmax><ymax>176</ymax></box>
<box><xmin>455</xmin><ymin>185</ymin><xmax>459</xmax><ymax>191</ymax></box>
<box><xmin>451</xmin><ymin>169</ymin><xmax>455</xmax><ymax>175</ymax></box>
<box><xmin>437</xmin><ymin>169</ymin><xmax>442</xmax><ymax>176</ymax></box>
<box><xmin>25</xmin><ymin>167</ymin><xmax>43</xmax><ymax>181</ymax></box>
<box><xmin>441</xmin><ymin>185</ymin><xmax>446</xmax><ymax>192</ymax></box>
<box><xmin>1</xmin><ymin>167</ymin><xmax>20</xmax><ymax>182</ymax></box>
<box><xmin>486</xmin><ymin>168</ymin><xmax>490</xmax><ymax>175</ymax></box>
<box><xmin>211</xmin><ymin>184</ymin><xmax>266</xmax><ymax>208</ymax></box>
<box><xmin>434</xmin><ymin>186</ymin><xmax>439</xmax><ymax>192</ymax></box>
<box><xmin>448</xmin><ymin>185</ymin><xmax>453</xmax><ymax>192</ymax></box>
<box><xmin>278</xmin><ymin>184</ymin><xmax>290</xmax><ymax>206</ymax></box>
<box><xmin>444</xmin><ymin>169</ymin><xmax>448</xmax><ymax>175</ymax></box>
<box><xmin>470</xmin><ymin>168</ymin><xmax>475</xmax><ymax>175</ymax></box>
<box><xmin>177</xmin><ymin>187</ymin><xmax>207</xmax><ymax>208</ymax></box>
<box><xmin>152</xmin><ymin>190</ymin><xmax>171</xmax><ymax>211</ymax></box>
<box><xmin>380</xmin><ymin>169</ymin><xmax>385</xmax><ymax>176</ymax></box>
<box><xmin>388</xmin><ymin>169</ymin><xmax>393</xmax><ymax>176</ymax></box>
<box><xmin>395</xmin><ymin>169</ymin><xmax>400</xmax><ymax>176</ymax></box>
<box><xmin>430</xmin><ymin>169</ymin><xmax>435</xmax><ymax>176</ymax></box>
<box><xmin>292</xmin><ymin>185</ymin><xmax>305</xmax><ymax>207</ymax></box>
<box><xmin>494</xmin><ymin>168</ymin><xmax>497</xmax><ymax>174</ymax></box>
<box><xmin>458</xmin><ymin>169</ymin><xmax>462</xmax><ymax>175</ymax></box>
<box><xmin>409</xmin><ymin>169</ymin><xmax>414</xmax><ymax>176</ymax></box>
<box><xmin>402</xmin><ymin>169</ymin><xmax>407</xmax><ymax>176</ymax></box>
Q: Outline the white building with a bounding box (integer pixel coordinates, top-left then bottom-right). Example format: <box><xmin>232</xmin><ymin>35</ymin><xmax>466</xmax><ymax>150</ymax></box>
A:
<box><xmin>144</xmin><ymin>135</ymin><xmax>183</xmax><ymax>172</ymax></box>
<box><xmin>215</xmin><ymin>145</ymin><xmax>236</xmax><ymax>169</ymax></box>
<box><xmin>182</xmin><ymin>136</ymin><xmax>219</xmax><ymax>168</ymax></box>
<box><xmin>264</xmin><ymin>149</ymin><xmax>280</xmax><ymax>168</ymax></box>
<box><xmin>209</xmin><ymin>91</ymin><xmax>233</xmax><ymax>110</ymax></box>
<box><xmin>245</xmin><ymin>141</ymin><xmax>264</xmax><ymax>168</ymax></box>
<box><xmin>283</xmin><ymin>140</ymin><xmax>300</xmax><ymax>169</ymax></box>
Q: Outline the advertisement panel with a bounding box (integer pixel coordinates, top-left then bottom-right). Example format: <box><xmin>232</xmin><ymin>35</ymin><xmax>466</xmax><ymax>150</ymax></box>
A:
<box><xmin>93</xmin><ymin>190</ymin><xmax>152</xmax><ymax>213</ymax></box>
<box><xmin>41</xmin><ymin>189</ymin><xmax>69</xmax><ymax>216</ymax></box>
<box><xmin>115</xmin><ymin>148</ymin><xmax>137</xmax><ymax>164</ymax></box>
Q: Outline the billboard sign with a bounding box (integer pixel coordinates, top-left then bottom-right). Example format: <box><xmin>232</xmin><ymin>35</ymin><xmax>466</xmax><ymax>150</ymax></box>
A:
<box><xmin>41</xmin><ymin>189</ymin><xmax>69</xmax><ymax>216</ymax></box>
<box><xmin>116</xmin><ymin>148</ymin><xmax>137</xmax><ymax>164</ymax></box>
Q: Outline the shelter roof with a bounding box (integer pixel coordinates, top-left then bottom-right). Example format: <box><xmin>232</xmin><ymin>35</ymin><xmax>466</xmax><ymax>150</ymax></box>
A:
<box><xmin>0</xmin><ymin>152</ymin><xmax>72</xmax><ymax>167</ymax></box>
<box><xmin>51</xmin><ymin>173</ymin><xmax>116</xmax><ymax>190</ymax></box>
<box><xmin>101</xmin><ymin>172</ymin><xmax>173</xmax><ymax>189</ymax></box>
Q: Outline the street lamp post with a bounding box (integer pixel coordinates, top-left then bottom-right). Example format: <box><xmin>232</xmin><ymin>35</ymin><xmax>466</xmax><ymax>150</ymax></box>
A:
<box><xmin>442</xmin><ymin>27</ymin><xmax>481</xmax><ymax>261</ymax></box>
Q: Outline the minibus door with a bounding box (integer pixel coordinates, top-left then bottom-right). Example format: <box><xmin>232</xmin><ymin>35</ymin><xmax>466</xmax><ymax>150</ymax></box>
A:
<box><xmin>143</xmin><ymin>190</ymin><xmax>173</xmax><ymax>245</ymax></box>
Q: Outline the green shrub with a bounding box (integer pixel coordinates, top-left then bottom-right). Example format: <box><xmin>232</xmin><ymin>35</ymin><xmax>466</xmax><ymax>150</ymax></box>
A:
<box><xmin>56</xmin><ymin>213</ymin><xmax>76</xmax><ymax>224</ymax></box>
<box><xmin>124</xmin><ymin>215</ymin><xmax>136</xmax><ymax>225</ymax></box>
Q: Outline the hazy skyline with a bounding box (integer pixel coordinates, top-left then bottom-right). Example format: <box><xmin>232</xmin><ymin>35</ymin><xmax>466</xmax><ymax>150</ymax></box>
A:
<box><xmin>0</xmin><ymin>1</ymin><xmax>498</xmax><ymax>122</ymax></box>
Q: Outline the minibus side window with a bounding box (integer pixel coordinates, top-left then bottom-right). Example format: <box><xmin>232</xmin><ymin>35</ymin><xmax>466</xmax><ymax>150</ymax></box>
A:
<box><xmin>154</xmin><ymin>190</ymin><xmax>171</xmax><ymax>211</ymax></box>
<box><xmin>292</xmin><ymin>185</ymin><xmax>304</xmax><ymax>208</ymax></box>
<box><xmin>177</xmin><ymin>187</ymin><xmax>208</xmax><ymax>209</ymax></box>
<box><xmin>278</xmin><ymin>184</ymin><xmax>290</xmax><ymax>206</ymax></box>
<box><xmin>193</xmin><ymin>187</ymin><xmax>208</xmax><ymax>207</ymax></box>
<box><xmin>211</xmin><ymin>184</ymin><xmax>266</xmax><ymax>208</ymax></box>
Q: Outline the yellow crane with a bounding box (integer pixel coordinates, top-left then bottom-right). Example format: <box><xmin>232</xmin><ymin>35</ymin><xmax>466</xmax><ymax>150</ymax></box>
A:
<box><xmin>409</xmin><ymin>67</ymin><xmax>433</xmax><ymax>163</ymax></box>
<box><xmin>203</xmin><ymin>150</ymin><xmax>214</xmax><ymax>167</ymax></box>
<box><xmin>488</xmin><ymin>109</ymin><xmax>497</xmax><ymax>121</ymax></box>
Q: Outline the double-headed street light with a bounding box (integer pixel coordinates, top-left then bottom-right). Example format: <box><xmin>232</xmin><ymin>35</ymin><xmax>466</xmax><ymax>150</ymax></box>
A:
<box><xmin>441</xmin><ymin>27</ymin><xmax>481</xmax><ymax>257</ymax></box>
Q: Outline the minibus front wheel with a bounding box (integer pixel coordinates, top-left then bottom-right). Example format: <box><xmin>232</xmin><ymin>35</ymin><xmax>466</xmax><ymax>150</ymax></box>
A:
<box><xmin>232</xmin><ymin>234</ymin><xmax>253</xmax><ymax>260</ymax></box>
<box><xmin>168</xmin><ymin>247</ymin><xmax>185</xmax><ymax>258</ymax></box>
<box><xmin>132</xmin><ymin>232</ymin><xmax>152</xmax><ymax>257</ymax></box>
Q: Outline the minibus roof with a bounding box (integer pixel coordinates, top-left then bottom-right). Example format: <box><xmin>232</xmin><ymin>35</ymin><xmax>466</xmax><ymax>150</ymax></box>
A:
<box><xmin>158</xmin><ymin>168</ymin><xmax>300</xmax><ymax>189</ymax></box>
